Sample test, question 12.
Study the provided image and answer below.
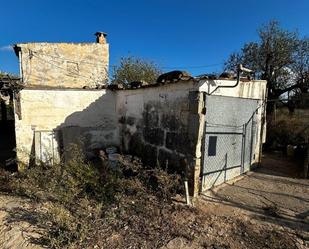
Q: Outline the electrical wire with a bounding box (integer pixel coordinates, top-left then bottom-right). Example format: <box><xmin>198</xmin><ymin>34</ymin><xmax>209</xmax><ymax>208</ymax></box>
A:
<box><xmin>161</xmin><ymin>63</ymin><xmax>223</xmax><ymax>69</ymax></box>
<box><xmin>28</xmin><ymin>49</ymin><xmax>224</xmax><ymax>71</ymax></box>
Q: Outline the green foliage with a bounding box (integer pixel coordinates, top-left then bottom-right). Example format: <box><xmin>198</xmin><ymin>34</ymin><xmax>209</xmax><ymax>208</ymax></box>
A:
<box><xmin>111</xmin><ymin>56</ymin><xmax>162</xmax><ymax>85</ymax></box>
<box><xmin>0</xmin><ymin>71</ymin><xmax>7</xmax><ymax>77</ymax></box>
<box><xmin>225</xmin><ymin>20</ymin><xmax>308</xmax><ymax>98</ymax></box>
<box><xmin>293</xmin><ymin>37</ymin><xmax>309</xmax><ymax>93</ymax></box>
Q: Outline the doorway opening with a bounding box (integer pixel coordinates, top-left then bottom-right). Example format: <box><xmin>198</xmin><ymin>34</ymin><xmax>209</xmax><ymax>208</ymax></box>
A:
<box><xmin>0</xmin><ymin>75</ymin><xmax>18</xmax><ymax>171</ymax></box>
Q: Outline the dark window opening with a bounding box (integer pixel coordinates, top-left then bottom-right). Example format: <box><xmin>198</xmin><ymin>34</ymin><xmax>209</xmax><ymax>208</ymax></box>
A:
<box><xmin>208</xmin><ymin>136</ymin><xmax>217</xmax><ymax>156</ymax></box>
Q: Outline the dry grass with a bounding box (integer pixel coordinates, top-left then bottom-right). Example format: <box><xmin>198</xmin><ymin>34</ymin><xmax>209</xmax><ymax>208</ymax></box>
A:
<box><xmin>2</xmin><ymin>147</ymin><xmax>183</xmax><ymax>248</ymax></box>
<box><xmin>267</xmin><ymin>112</ymin><xmax>307</xmax><ymax>148</ymax></box>
<box><xmin>1</xmin><ymin>147</ymin><xmax>303</xmax><ymax>249</ymax></box>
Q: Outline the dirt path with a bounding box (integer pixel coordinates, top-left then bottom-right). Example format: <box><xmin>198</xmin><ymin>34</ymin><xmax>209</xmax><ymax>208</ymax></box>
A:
<box><xmin>0</xmin><ymin>194</ymin><xmax>43</xmax><ymax>249</ymax></box>
<box><xmin>201</xmin><ymin>152</ymin><xmax>309</xmax><ymax>248</ymax></box>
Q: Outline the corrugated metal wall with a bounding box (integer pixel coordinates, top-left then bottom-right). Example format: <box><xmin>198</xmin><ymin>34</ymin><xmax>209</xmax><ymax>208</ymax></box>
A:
<box><xmin>202</xmin><ymin>95</ymin><xmax>260</xmax><ymax>191</ymax></box>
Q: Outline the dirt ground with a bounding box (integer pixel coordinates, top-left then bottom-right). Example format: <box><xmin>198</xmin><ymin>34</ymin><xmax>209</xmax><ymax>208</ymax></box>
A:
<box><xmin>0</xmin><ymin>152</ymin><xmax>308</xmax><ymax>249</ymax></box>
<box><xmin>0</xmin><ymin>194</ymin><xmax>43</xmax><ymax>249</ymax></box>
<box><xmin>199</xmin><ymin>152</ymin><xmax>309</xmax><ymax>248</ymax></box>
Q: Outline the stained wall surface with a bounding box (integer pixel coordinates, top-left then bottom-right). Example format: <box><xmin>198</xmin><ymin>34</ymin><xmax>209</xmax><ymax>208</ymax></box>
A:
<box><xmin>14</xmin><ymin>78</ymin><xmax>267</xmax><ymax>195</ymax></box>
<box><xmin>15</xmin><ymin>42</ymin><xmax>109</xmax><ymax>88</ymax></box>
<box><xmin>15</xmin><ymin>89</ymin><xmax>118</xmax><ymax>166</ymax></box>
<box><xmin>115</xmin><ymin>79</ymin><xmax>267</xmax><ymax>195</ymax></box>
<box><xmin>198</xmin><ymin>79</ymin><xmax>267</xmax><ymax>99</ymax></box>
<box><xmin>116</xmin><ymin>82</ymin><xmax>197</xmax><ymax>170</ymax></box>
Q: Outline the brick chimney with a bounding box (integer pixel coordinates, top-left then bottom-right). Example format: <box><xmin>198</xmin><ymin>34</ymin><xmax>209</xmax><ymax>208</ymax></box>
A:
<box><xmin>94</xmin><ymin>32</ymin><xmax>107</xmax><ymax>44</ymax></box>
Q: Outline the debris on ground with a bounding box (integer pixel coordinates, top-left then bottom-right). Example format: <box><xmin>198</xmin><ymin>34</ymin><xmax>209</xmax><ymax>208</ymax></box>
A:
<box><xmin>0</xmin><ymin>152</ymin><xmax>308</xmax><ymax>249</ymax></box>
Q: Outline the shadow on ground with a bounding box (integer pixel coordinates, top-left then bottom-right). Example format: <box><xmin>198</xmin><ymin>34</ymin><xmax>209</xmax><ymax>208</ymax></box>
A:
<box><xmin>201</xmin><ymin>152</ymin><xmax>309</xmax><ymax>234</ymax></box>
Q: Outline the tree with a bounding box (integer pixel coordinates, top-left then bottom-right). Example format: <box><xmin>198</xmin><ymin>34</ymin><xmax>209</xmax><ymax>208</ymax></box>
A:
<box><xmin>111</xmin><ymin>56</ymin><xmax>162</xmax><ymax>86</ymax></box>
<box><xmin>293</xmin><ymin>37</ymin><xmax>309</xmax><ymax>93</ymax></box>
<box><xmin>224</xmin><ymin>21</ymin><xmax>309</xmax><ymax>112</ymax></box>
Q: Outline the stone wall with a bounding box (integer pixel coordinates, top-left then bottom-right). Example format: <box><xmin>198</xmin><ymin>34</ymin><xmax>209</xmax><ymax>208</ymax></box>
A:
<box><xmin>15</xmin><ymin>89</ymin><xmax>118</xmax><ymax>167</ymax></box>
<box><xmin>116</xmin><ymin>82</ymin><xmax>205</xmax><ymax>195</ymax></box>
<box><xmin>15</xmin><ymin>42</ymin><xmax>109</xmax><ymax>88</ymax></box>
<box><xmin>117</xmin><ymin>83</ymin><xmax>190</xmax><ymax>166</ymax></box>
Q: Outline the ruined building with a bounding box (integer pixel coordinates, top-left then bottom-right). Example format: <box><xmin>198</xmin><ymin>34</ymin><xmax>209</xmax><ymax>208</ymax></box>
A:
<box><xmin>8</xmin><ymin>33</ymin><xmax>267</xmax><ymax>197</ymax></box>
<box><xmin>0</xmin><ymin>75</ymin><xmax>19</xmax><ymax>170</ymax></box>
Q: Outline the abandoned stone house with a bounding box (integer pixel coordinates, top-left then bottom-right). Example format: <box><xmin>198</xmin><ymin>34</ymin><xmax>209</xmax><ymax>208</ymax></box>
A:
<box><xmin>1</xmin><ymin>33</ymin><xmax>267</xmax><ymax>196</ymax></box>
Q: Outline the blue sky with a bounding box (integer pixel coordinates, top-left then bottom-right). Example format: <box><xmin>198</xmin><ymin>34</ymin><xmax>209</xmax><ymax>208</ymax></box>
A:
<box><xmin>1</xmin><ymin>0</ymin><xmax>309</xmax><ymax>77</ymax></box>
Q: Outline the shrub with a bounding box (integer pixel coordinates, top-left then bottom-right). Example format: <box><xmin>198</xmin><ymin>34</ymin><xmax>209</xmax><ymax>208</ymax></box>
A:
<box><xmin>111</xmin><ymin>56</ymin><xmax>162</xmax><ymax>86</ymax></box>
<box><xmin>267</xmin><ymin>114</ymin><xmax>306</xmax><ymax>148</ymax></box>
<box><xmin>6</xmin><ymin>146</ymin><xmax>182</xmax><ymax>248</ymax></box>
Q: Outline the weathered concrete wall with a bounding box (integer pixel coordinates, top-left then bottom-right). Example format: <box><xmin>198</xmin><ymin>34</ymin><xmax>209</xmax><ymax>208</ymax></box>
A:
<box><xmin>117</xmin><ymin>82</ymin><xmax>193</xmax><ymax>168</ymax></box>
<box><xmin>116</xmin><ymin>82</ymin><xmax>205</xmax><ymax>195</ymax></box>
<box><xmin>15</xmin><ymin>43</ymin><xmax>109</xmax><ymax>88</ymax></box>
<box><xmin>116</xmin><ymin>79</ymin><xmax>267</xmax><ymax>195</ymax></box>
<box><xmin>198</xmin><ymin>79</ymin><xmax>267</xmax><ymax>100</ymax></box>
<box><xmin>14</xmin><ymin>89</ymin><xmax>118</xmax><ymax>166</ymax></box>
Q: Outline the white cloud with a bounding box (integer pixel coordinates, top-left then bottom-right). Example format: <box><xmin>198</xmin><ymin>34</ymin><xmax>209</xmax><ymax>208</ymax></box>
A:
<box><xmin>0</xmin><ymin>45</ymin><xmax>13</xmax><ymax>51</ymax></box>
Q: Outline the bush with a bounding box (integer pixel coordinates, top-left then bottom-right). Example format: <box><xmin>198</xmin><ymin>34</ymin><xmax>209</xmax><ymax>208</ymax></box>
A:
<box><xmin>13</xmin><ymin>149</ymin><xmax>106</xmax><ymax>204</ymax></box>
<box><xmin>0</xmin><ymin>168</ymin><xmax>12</xmax><ymax>192</ymax></box>
<box><xmin>267</xmin><ymin>114</ymin><xmax>306</xmax><ymax>148</ymax></box>
<box><xmin>6</xmin><ymin>146</ymin><xmax>182</xmax><ymax>248</ymax></box>
<box><xmin>111</xmin><ymin>56</ymin><xmax>162</xmax><ymax>86</ymax></box>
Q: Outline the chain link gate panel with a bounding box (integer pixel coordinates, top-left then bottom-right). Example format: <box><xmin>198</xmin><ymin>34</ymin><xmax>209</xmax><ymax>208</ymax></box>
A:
<box><xmin>202</xmin><ymin>95</ymin><xmax>260</xmax><ymax>191</ymax></box>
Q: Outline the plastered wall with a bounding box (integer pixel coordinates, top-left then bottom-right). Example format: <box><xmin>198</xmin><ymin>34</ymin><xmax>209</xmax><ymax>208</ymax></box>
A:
<box><xmin>16</xmin><ymin>42</ymin><xmax>109</xmax><ymax>88</ymax></box>
<box><xmin>15</xmin><ymin>89</ymin><xmax>118</xmax><ymax>166</ymax></box>
<box><xmin>198</xmin><ymin>79</ymin><xmax>267</xmax><ymax>99</ymax></box>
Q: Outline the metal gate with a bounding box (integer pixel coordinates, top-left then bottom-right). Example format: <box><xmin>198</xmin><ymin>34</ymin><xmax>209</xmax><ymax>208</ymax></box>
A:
<box><xmin>201</xmin><ymin>95</ymin><xmax>259</xmax><ymax>191</ymax></box>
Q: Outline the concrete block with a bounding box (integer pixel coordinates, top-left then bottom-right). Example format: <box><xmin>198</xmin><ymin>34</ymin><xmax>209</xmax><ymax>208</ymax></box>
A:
<box><xmin>166</xmin><ymin>131</ymin><xmax>192</xmax><ymax>154</ymax></box>
<box><xmin>141</xmin><ymin>144</ymin><xmax>158</xmax><ymax>167</ymax></box>
<box><xmin>158</xmin><ymin>148</ymin><xmax>185</xmax><ymax>174</ymax></box>
<box><xmin>143</xmin><ymin>104</ymin><xmax>159</xmax><ymax>127</ymax></box>
<box><xmin>143</xmin><ymin>127</ymin><xmax>164</xmax><ymax>146</ymax></box>
<box><xmin>187</xmin><ymin>114</ymin><xmax>201</xmax><ymax>139</ymax></box>
<box><xmin>161</xmin><ymin>114</ymin><xmax>180</xmax><ymax>131</ymax></box>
